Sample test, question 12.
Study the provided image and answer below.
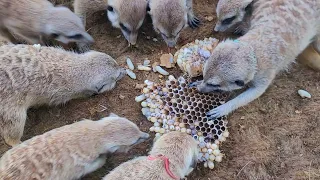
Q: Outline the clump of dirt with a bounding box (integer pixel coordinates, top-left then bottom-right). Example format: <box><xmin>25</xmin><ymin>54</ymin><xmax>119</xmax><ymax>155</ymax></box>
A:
<box><xmin>1</xmin><ymin>0</ymin><xmax>320</xmax><ymax>179</ymax></box>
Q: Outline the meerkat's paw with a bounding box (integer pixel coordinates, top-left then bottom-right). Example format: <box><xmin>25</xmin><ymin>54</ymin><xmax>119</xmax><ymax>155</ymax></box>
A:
<box><xmin>188</xmin><ymin>15</ymin><xmax>201</xmax><ymax>29</ymax></box>
<box><xmin>77</xmin><ymin>42</ymin><xmax>91</xmax><ymax>53</ymax></box>
<box><xmin>206</xmin><ymin>104</ymin><xmax>230</xmax><ymax>119</ymax></box>
<box><xmin>188</xmin><ymin>80</ymin><xmax>203</xmax><ymax>88</ymax></box>
<box><xmin>4</xmin><ymin>138</ymin><xmax>22</xmax><ymax>147</ymax></box>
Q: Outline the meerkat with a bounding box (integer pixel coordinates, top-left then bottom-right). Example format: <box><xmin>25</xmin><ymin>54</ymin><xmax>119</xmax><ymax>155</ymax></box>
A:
<box><xmin>73</xmin><ymin>0</ymin><xmax>148</xmax><ymax>47</ymax></box>
<box><xmin>214</xmin><ymin>0</ymin><xmax>254</xmax><ymax>35</ymax></box>
<box><xmin>103</xmin><ymin>131</ymin><xmax>198</xmax><ymax>180</ymax></box>
<box><xmin>192</xmin><ymin>0</ymin><xmax>320</xmax><ymax>119</ymax></box>
<box><xmin>0</xmin><ymin>44</ymin><xmax>126</xmax><ymax>147</ymax></box>
<box><xmin>147</xmin><ymin>0</ymin><xmax>200</xmax><ymax>48</ymax></box>
<box><xmin>0</xmin><ymin>0</ymin><xmax>93</xmax><ymax>46</ymax></box>
<box><xmin>0</xmin><ymin>113</ymin><xmax>150</xmax><ymax>180</ymax></box>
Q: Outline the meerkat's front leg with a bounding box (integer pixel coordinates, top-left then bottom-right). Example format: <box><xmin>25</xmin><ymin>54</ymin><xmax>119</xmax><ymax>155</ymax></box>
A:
<box><xmin>206</xmin><ymin>77</ymin><xmax>273</xmax><ymax>119</ymax></box>
<box><xmin>1</xmin><ymin>108</ymin><xmax>27</xmax><ymax>146</ymax></box>
<box><xmin>82</xmin><ymin>155</ymin><xmax>107</xmax><ymax>176</ymax></box>
<box><xmin>186</xmin><ymin>0</ymin><xmax>200</xmax><ymax>28</ymax></box>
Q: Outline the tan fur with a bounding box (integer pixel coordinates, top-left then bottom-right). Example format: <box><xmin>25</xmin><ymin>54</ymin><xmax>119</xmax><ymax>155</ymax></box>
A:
<box><xmin>197</xmin><ymin>0</ymin><xmax>320</xmax><ymax>119</ymax></box>
<box><xmin>103</xmin><ymin>131</ymin><xmax>198</xmax><ymax>180</ymax></box>
<box><xmin>0</xmin><ymin>0</ymin><xmax>93</xmax><ymax>45</ymax></box>
<box><xmin>74</xmin><ymin>0</ymin><xmax>147</xmax><ymax>46</ymax></box>
<box><xmin>298</xmin><ymin>45</ymin><xmax>320</xmax><ymax>71</ymax></box>
<box><xmin>148</xmin><ymin>0</ymin><xmax>200</xmax><ymax>47</ymax></box>
<box><xmin>0</xmin><ymin>44</ymin><xmax>126</xmax><ymax>146</ymax></box>
<box><xmin>0</xmin><ymin>114</ymin><xmax>150</xmax><ymax>180</ymax></box>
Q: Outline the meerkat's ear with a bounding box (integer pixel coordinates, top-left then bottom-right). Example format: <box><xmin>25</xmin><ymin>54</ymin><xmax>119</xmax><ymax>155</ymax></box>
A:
<box><xmin>108</xmin><ymin>113</ymin><xmax>119</xmax><ymax>117</ymax></box>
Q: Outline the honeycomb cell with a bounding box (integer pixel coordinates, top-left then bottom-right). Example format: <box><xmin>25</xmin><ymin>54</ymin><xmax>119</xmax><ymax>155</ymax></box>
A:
<box><xmin>214</xmin><ymin>120</ymin><xmax>218</xmax><ymax>124</ymax></box>
<box><xmin>179</xmin><ymin>91</ymin><xmax>183</xmax><ymax>95</ymax></box>
<box><xmin>196</xmin><ymin>126</ymin><xmax>200</xmax><ymax>131</ymax></box>
<box><xmin>203</xmin><ymin>104</ymin><xmax>209</xmax><ymax>109</ymax></box>
<box><xmin>201</xmin><ymin>127</ymin><xmax>206</xmax><ymax>132</ymax></box>
<box><xmin>173</xmin><ymin>103</ymin><xmax>177</xmax><ymax>107</ymax></box>
<box><xmin>183</xmin><ymin>119</ymin><xmax>188</xmax><ymax>123</ymax></box>
<box><xmin>188</xmin><ymin>120</ymin><xmax>194</xmax><ymax>124</ymax></box>
<box><xmin>179</xmin><ymin>109</ymin><xmax>184</xmax><ymax>113</ymax></box>
<box><xmin>203</xmin><ymin>132</ymin><xmax>207</xmax><ymax>137</ymax></box>
<box><xmin>169</xmin><ymin>93</ymin><xmax>174</xmax><ymax>97</ymax></box>
<box><xmin>194</xmin><ymin>107</ymin><xmax>200</xmax><ymax>112</ymax></box>
<box><xmin>221</xmin><ymin>126</ymin><xmax>226</xmax><ymax>131</ymax></box>
<box><xmin>212</xmin><ymin>129</ymin><xmax>217</xmax><ymax>134</ymax></box>
<box><xmin>206</xmin><ymin>128</ymin><xmax>211</xmax><ymax>133</ymax></box>
<box><xmin>191</xmin><ymin>111</ymin><xmax>195</xmax><ymax>116</ymax></box>
<box><xmin>181</xmin><ymin>83</ymin><xmax>186</xmax><ymax>87</ymax></box>
<box><xmin>181</xmin><ymin>96</ymin><xmax>186</xmax><ymax>100</ymax></box>
<box><xmin>216</xmin><ymin>125</ymin><xmax>221</xmax><ymax>130</ymax></box>
<box><xmin>219</xmin><ymin>121</ymin><xmax>223</xmax><ymax>126</ymax></box>
<box><xmin>204</xmin><ymin>123</ymin><xmax>209</xmax><ymax>128</ymax></box>
<box><xmin>192</xmin><ymin>116</ymin><xmax>197</xmax><ymax>120</ymax></box>
<box><xmin>199</xmin><ymin>122</ymin><xmax>203</xmax><ymax>127</ymax></box>
<box><xmin>183</xmin><ymin>105</ymin><xmax>188</xmax><ymax>109</ymax></box>
<box><xmin>196</xmin><ymin>112</ymin><xmax>201</xmax><ymax>117</ymax></box>
<box><xmin>218</xmin><ymin>130</ymin><xmax>222</xmax><ymax>135</ymax></box>
<box><xmin>195</xmin><ymin>94</ymin><xmax>200</xmax><ymax>98</ymax></box>
<box><xmin>178</xmin><ymin>104</ymin><xmax>182</xmax><ymax>108</ymax></box>
<box><xmin>186</xmin><ymin>97</ymin><xmax>191</xmax><ymax>101</ymax></box>
<box><xmin>185</xmin><ymin>110</ymin><xmax>190</xmax><ymax>114</ymax></box>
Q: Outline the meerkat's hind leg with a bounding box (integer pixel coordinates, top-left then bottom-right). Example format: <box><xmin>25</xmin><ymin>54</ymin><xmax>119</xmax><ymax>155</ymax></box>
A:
<box><xmin>206</xmin><ymin>77</ymin><xmax>273</xmax><ymax>119</ymax></box>
<box><xmin>0</xmin><ymin>108</ymin><xmax>27</xmax><ymax>147</ymax></box>
<box><xmin>0</xmin><ymin>27</ymin><xmax>18</xmax><ymax>44</ymax></box>
<box><xmin>186</xmin><ymin>0</ymin><xmax>200</xmax><ymax>29</ymax></box>
<box><xmin>313</xmin><ymin>35</ymin><xmax>320</xmax><ymax>53</ymax></box>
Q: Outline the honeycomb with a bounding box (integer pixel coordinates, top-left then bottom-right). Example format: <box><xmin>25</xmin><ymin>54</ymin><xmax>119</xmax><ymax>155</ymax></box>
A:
<box><xmin>136</xmin><ymin>75</ymin><xmax>229</xmax><ymax>169</ymax></box>
<box><xmin>164</xmin><ymin>77</ymin><xmax>228</xmax><ymax>142</ymax></box>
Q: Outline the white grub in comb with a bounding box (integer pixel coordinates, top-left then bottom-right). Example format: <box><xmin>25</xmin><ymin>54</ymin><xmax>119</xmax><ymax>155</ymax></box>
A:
<box><xmin>136</xmin><ymin>75</ymin><xmax>229</xmax><ymax>169</ymax></box>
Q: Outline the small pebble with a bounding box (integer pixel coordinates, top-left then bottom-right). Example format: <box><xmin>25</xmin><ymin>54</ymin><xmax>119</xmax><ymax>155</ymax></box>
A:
<box><xmin>119</xmin><ymin>94</ymin><xmax>125</xmax><ymax>99</ymax></box>
<box><xmin>152</xmin><ymin>38</ymin><xmax>158</xmax><ymax>42</ymax></box>
<box><xmin>298</xmin><ymin>89</ymin><xmax>311</xmax><ymax>98</ymax></box>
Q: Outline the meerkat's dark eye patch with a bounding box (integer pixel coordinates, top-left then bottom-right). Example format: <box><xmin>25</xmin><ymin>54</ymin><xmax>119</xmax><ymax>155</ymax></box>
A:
<box><xmin>120</xmin><ymin>23</ymin><xmax>131</xmax><ymax>33</ymax></box>
<box><xmin>51</xmin><ymin>33</ymin><xmax>59</xmax><ymax>38</ymax></box>
<box><xmin>146</xmin><ymin>4</ymin><xmax>150</xmax><ymax>12</ymax></box>
<box><xmin>107</xmin><ymin>6</ymin><xmax>113</xmax><ymax>12</ymax></box>
<box><xmin>67</xmin><ymin>34</ymin><xmax>83</xmax><ymax>39</ymax></box>
<box><xmin>221</xmin><ymin>16</ymin><xmax>236</xmax><ymax>25</ymax></box>
<box><xmin>234</xmin><ymin>80</ymin><xmax>245</xmax><ymax>86</ymax></box>
<box><xmin>244</xmin><ymin>2</ymin><xmax>253</xmax><ymax>12</ymax></box>
<box><xmin>207</xmin><ymin>83</ymin><xmax>220</xmax><ymax>88</ymax></box>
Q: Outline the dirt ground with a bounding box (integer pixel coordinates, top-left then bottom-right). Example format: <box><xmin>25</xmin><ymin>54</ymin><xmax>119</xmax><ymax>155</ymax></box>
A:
<box><xmin>1</xmin><ymin>0</ymin><xmax>320</xmax><ymax>179</ymax></box>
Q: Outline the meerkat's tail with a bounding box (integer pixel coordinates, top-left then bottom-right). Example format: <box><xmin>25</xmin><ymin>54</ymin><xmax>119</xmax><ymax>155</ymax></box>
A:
<box><xmin>297</xmin><ymin>44</ymin><xmax>320</xmax><ymax>71</ymax></box>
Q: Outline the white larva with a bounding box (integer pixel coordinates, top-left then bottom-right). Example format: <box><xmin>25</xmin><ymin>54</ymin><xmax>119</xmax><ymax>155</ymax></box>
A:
<box><xmin>210</xmin><ymin>144</ymin><xmax>218</xmax><ymax>150</ymax></box>
<box><xmin>155</xmin><ymin>66</ymin><xmax>169</xmax><ymax>75</ymax></box>
<box><xmin>150</xmin><ymin>117</ymin><xmax>157</xmax><ymax>123</ymax></box>
<box><xmin>199</xmin><ymin>136</ymin><xmax>205</xmax><ymax>142</ymax></box>
<box><xmin>213</xmin><ymin>149</ymin><xmax>221</xmax><ymax>156</ymax></box>
<box><xmin>180</xmin><ymin>128</ymin><xmax>187</xmax><ymax>133</ymax></box>
<box><xmin>168</xmin><ymin>75</ymin><xmax>176</xmax><ymax>81</ymax></box>
<box><xmin>33</xmin><ymin>44</ymin><xmax>41</xmax><ymax>52</ymax></box>
<box><xmin>138</xmin><ymin>65</ymin><xmax>152</xmax><ymax>71</ymax></box>
<box><xmin>141</xmin><ymin>101</ymin><xmax>148</xmax><ymax>107</ymax></box>
<box><xmin>143</xmin><ymin>88</ymin><xmax>150</xmax><ymax>94</ymax></box>
<box><xmin>154</xmin><ymin>127</ymin><xmax>160</xmax><ymax>132</ymax></box>
<box><xmin>135</xmin><ymin>94</ymin><xmax>146</xmax><ymax>102</ymax></box>
<box><xmin>208</xmin><ymin>161</ymin><xmax>215</xmax><ymax>169</ymax></box>
<box><xmin>126</xmin><ymin>69</ymin><xmax>136</xmax><ymax>79</ymax></box>
<box><xmin>223</xmin><ymin>131</ymin><xmax>229</xmax><ymax>138</ymax></box>
<box><xmin>154</xmin><ymin>122</ymin><xmax>160</xmax><ymax>127</ymax></box>
<box><xmin>298</xmin><ymin>89</ymin><xmax>311</xmax><ymax>98</ymax></box>
<box><xmin>175</xmin><ymin>126</ymin><xmax>181</xmax><ymax>131</ymax></box>
<box><xmin>144</xmin><ymin>59</ymin><xmax>151</xmax><ymax>66</ymax></box>
<box><xmin>209</xmin><ymin>155</ymin><xmax>215</xmax><ymax>161</ymax></box>
<box><xmin>215</xmin><ymin>155</ymin><xmax>223</xmax><ymax>162</ymax></box>
<box><xmin>155</xmin><ymin>133</ymin><xmax>161</xmax><ymax>137</ymax></box>
<box><xmin>159</xmin><ymin>128</ymin><xmax>165</xmax><ymax>134</ymax></box>
<box><xmin>204</xmin><ymin>162</ymin><xmax>208</xmax><ymax>168</ymax></box>
<box><xmin>201</xmin><ymin>148</ymin><xmax>208</xmax><ymax>153</ymax></box>
<box><xmin>126</xmin><ymin>58</ymin><xmax>135</xmax><ymax>70</ymax></box>
<box><xmin>149</xmin><ymin>127</ymin><xmax>155</xmax><ymax>132</ymax></box>
<box><xmin>169</xmin><ymin>125</ymin><xmax>175</xmax><ymax>130</ymax></box>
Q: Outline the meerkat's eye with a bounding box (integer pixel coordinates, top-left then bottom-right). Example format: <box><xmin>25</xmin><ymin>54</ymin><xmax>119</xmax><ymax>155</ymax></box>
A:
<box><xmin>67</xmin><ymin>34</ymin><xmax>83</xmax><ymax>39</ymax></box>
<box><xmin>51</xmin><ymin>33</ymin><xmax>59</xmax><ymax>38</ymax></box>
<box><xmin>146</xmin><ymin>4</ymin><xmax>150</xmax><ymax>12</ymax></box>
<box><xmin>120</xmin><ymin>23</ymin><xmax>131</xmax><ymax>33</ymax></box>
<box><xmin>234</xmin><ymin>80</ymin><xmax>245</xmax><ymax>86</ymax></box>
<box><xmin>107</xmin><ymin>6</ymin><xmax>114</xmax><ymax>12</ymax></box>
<box><xmin>207</xmin><ymin>83</ymin><xmax>220</xmax><ymax>88</ymax></box>
<box><xmin>221</xmin><ymin>16</ymin><xmax>236</xmax><ymax>25</ymax></box>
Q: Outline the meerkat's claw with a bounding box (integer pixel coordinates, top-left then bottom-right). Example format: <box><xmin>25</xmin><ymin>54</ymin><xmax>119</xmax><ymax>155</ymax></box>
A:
<box><xmin>188</xmin><ymin>17</ymin><xmax>201</xmax><ymax>29</ymax></box>
<box><xmin>188</xmin><ymin>80</ymin><xmax>202</xmax><ymax>88</ymax></box>
<box><xmin>206</xmin><ymin>104</ymin><xmax>227</xmax><ymax>119</ymax></box>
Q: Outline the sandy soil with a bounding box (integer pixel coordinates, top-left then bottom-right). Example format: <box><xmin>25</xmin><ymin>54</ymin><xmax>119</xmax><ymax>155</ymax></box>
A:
<box><xmin>1</xmin><ymin>0</ymin><xmax>320</xmax><ymax>179</ymax></box>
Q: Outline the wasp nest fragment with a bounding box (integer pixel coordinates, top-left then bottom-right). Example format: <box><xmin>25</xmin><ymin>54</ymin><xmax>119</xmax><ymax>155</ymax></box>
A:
<box><xmin>135</xmin><ymin>75</ymin><xmax>229</xmax><ymax>169</ymax></box>
<box><xmin>173</xmin><ymin>38</ymin><xmax>219</xmax><ymax>77</ymax></box>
